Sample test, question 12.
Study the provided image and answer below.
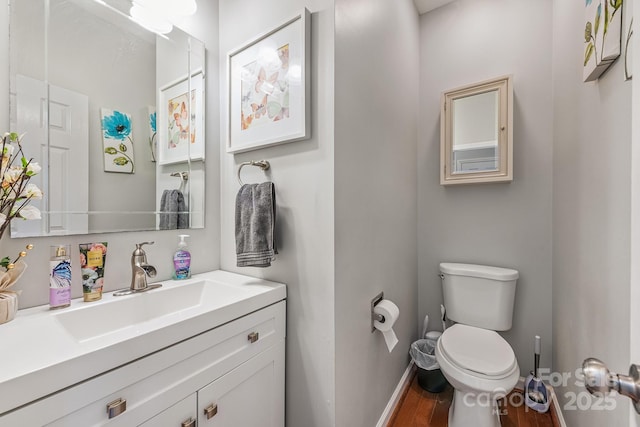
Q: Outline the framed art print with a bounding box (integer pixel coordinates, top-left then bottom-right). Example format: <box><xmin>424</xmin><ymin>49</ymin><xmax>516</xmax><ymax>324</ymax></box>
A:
<box><xmin>227</xmin><ymin>9</ymin><xmax>310</xmax><ymax>153</ymax></box>
<box><xmin>158</xmin><ymin>71</ymin><xmax>205</xmax><ymax>165</ymax></box>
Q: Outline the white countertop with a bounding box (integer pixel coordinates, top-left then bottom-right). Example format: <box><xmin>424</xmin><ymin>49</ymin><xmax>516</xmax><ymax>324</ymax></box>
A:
<box><xmin>0</xmin><ymin>270</ymin><xmax>286</xmax><ymax>415</ymax></box>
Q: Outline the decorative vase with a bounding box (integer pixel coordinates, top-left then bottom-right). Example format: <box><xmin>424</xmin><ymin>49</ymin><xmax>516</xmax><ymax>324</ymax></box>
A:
<box><xmin>0</xmin><ymin>292</ymin><xmax>18</xmax><ymax>325</ymax></box>
<box><xmin>0</xmin><ymin>259</ymin><xmax>27</xmax><ymax>325</ymax></box>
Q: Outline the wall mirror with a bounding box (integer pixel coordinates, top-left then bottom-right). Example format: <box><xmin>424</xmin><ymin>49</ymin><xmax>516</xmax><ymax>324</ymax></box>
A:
<box><xmin>440</xmin><ymin>75</ymin><xmax>513</xmax><ymax>185</ymax></box>
<box><xmin>9</xmin><ymin>0</ymin><xmax>206</xmax><ymax>237</ymax></box>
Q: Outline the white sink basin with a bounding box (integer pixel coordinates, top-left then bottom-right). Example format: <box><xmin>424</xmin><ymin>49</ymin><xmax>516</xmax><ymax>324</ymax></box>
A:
<box><xmin>55</xmin><ymin>281</ymin><xmax>207</xmax><ymax>342</ymax></box>
<box><xmin>54</xmin><ymin>279</ymin><xmax>255</xmax><ymax>342</ymax></box>
<box><xmin>0</xmin><ymin>270</ymin><xmax>286</xmax><ymax>415</ymax></box>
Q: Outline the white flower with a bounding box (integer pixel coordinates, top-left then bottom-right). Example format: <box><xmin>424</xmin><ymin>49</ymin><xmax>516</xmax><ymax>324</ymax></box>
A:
<box><xmin>0</xmin><ymin>213</ymin><xmax>6</xmax><ymax>224</ymax></box>
<box><xmin>26</xmin><ymin>162</ymin><xmax>41</xmax><ymax>175</ymax></box>
<box><xmin>22</xmin><ymin>183</ymin><xmax>43</xmax><ymax>200</ymax></box>
<box><xmin>17</xmin><ymin>205</ymin><xmax>41</xmax><ymax>220</ymax></box>
<box><xmin>3</xmin><ymin>166</ymin><xmax>22</xmax><ymax>184</ymax></box>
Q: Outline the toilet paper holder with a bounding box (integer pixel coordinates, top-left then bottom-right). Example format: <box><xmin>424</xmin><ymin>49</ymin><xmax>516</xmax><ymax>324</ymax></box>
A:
<box><xmin>371</xmin><ymin>292</ymin><xmax>386</xmax><ymax>332</ymax></box>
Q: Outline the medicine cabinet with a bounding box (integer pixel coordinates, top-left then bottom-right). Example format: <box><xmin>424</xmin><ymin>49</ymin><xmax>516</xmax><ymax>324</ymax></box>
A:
<box><xmin>440</xmin><ymin>75</ymin><xmax>513</xmax><ymax>185</ymax></box>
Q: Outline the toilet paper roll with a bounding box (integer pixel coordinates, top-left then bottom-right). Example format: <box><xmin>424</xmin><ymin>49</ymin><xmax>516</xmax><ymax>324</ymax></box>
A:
<box><xmin>373</xmin><ymin>299</ymin><xmax>400</xmax><ymax>352</ymax></box>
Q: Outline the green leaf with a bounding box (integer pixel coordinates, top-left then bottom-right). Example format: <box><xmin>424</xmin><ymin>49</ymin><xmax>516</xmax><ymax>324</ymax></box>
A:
<box><xmin>0</xmin><ymin>256</ymin><xmax>10</xmax><ymax>269</ymax></box>
<box><xmin>595</xmin><ymin>3</ymin><xmax>602</xmax><ymax>35</ymax></box>
<box><xmin>8</xmin><ymin>132</ymin><xmax>18</xmax><ymax>142</ymax></box>
<box><xmin>113</xmin><ymin>157</ymin><xmax>129</xmax><ymax>166</ymax></box>
<box><xmin>104</xmin><ymin>147</ymin><xmax>118</xmax><ymax>155</ymax></box>
<box><xmin>21</xmin><ymin>157</ymin><xmax>27</xmax><ymax>168</ymax></box>
<box><xmin>604</xmin><ymin>1</ymin><xmax>610</xmax><ymax>37</ymax></box>
<box><xmin>585</xmin><ymin>42</ymin><xmax>595</xmax><ymax>66</ymax></box>
<box><xmin>119</xmin><ymin>143</ymin><xmax>127</xmax><ymax>152</ymax></box>
<box><xmin>585</xmin><ymin>21</ymin><xmax>593</xmax><ymax>42</ymax></box>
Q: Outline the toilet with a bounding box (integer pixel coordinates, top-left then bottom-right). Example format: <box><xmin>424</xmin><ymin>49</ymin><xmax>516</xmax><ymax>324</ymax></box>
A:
<box><xmin>435</xmin><ymin>263</ymin><xmax>520</xmax><ymax>427</ymax></box>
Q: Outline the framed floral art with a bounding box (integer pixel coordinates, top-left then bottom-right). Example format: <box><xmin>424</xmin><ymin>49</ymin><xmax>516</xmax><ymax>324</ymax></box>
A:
<box><xmin>101</xmin><ymin>108</ymin><xmax>135</xmax><ymax>174</ymax></box>
<box><xmin>157</xmin><ymin>71</ymin><xmax>205</xmax><ymax>165</ymax></box>
<box><xmin>583</xmin><ymin>0</ymin><xmax>623</xmax><ymax>82</ymax></box>
<box><xmin>226</xmin><ymin>9</ymin><xmax>310</xmax><ymax>153</ymax></box>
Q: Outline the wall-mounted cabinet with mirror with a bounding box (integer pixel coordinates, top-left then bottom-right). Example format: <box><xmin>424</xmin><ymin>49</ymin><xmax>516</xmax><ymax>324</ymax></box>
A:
<box><xmin>9</xmin><ymin>0</ymin><xmax>206</xmax><ymax>237</ymax></box>
<box><xmin>440</xmin><ymin>75</ymin><xmax>513</xmax><ymax>186</ymax></box>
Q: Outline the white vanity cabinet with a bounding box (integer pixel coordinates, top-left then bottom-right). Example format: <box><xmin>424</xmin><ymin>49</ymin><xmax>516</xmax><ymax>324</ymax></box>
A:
<box><xmin>196</xmin><ymin>343</ymin><xmax>284</xmax><ymax>427</ymax></box>
<box><xmin>138</xmin><ymin>394</ymin><xmax>197</xmax><ymax>427</ymax></box>
<box><xmin>138</xmin><ymin>331</ymin><xmax>285</xmax><ymax>427</ymax></box>
<box><xmin>0</xmin><ymin>298</ymin><xmax>285</xmax><ymax>427</ymax></box>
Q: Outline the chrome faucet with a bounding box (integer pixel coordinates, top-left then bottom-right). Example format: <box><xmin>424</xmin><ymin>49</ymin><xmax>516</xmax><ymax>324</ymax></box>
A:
<box><xmin>114</xmin><ymin>241</ymin><xmax>161</xmax><ymax>296</ymax></box>
<box><xmin>131</xmin><ymin>241</ymin><xmax>158</xmax><ymax>291</ymax></box>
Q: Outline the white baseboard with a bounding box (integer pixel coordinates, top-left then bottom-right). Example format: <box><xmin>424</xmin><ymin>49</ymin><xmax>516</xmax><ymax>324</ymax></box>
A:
<box><xmin>376</xmin><ymin>361</ymin><xmax>415</xmax><ymax>427</ymax></box>
<box><xmin>548</xmin><ymin>384</ymin><xmax>568</xmax><ymax>427</ymax></box>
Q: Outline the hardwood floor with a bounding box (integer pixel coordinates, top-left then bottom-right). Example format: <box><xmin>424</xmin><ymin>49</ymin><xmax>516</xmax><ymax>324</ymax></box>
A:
<box><xmin>388</xmin><ymin>373</ymin><xmax>556</xmax><ymax>427</ymax></box>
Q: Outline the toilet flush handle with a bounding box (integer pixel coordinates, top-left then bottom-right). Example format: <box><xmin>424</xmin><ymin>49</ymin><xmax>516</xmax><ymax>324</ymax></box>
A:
<box><xmin>582</xmin><ymin>358</ymin><xmax>640</xmax><ymax>413</ymax></box>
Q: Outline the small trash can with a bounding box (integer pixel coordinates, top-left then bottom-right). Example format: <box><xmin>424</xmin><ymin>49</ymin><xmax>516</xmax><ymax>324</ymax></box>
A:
<box><xmin>410</xmin><ymin>331</ymin><xmax>448</xmax><ymax>393</ymax></box>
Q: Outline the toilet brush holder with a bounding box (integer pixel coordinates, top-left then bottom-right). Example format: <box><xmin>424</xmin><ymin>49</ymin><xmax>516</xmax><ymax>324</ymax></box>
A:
<box><xmin>524</xmin><ymin>336</ymin><xmax>550</xmax><ymax>413</ymax></box>
<box><xmin>524</xmin><ymin>373</ymin><xmax>550</xmax><ymax>413</ymax></box>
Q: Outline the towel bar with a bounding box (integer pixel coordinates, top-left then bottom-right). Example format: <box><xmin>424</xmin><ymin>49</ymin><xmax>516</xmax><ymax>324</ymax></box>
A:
<box><xmin>237</xmin><ymin>160</ymin><xmax>270</xmax><ymax>185</ymax></box>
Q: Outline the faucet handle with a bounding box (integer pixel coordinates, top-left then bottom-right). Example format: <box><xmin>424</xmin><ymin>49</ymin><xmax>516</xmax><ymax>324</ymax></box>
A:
<box><xmin>133</xmin><ymin>241</ymin><xmax>154</xmax><ymax>257</ymax></box>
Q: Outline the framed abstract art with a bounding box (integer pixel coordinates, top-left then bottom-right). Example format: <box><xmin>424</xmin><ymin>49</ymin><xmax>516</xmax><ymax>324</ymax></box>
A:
<box><xmin>227</xmin><ymin>9</ymin><xmax>310</xmax><ymax>153</ymax></box>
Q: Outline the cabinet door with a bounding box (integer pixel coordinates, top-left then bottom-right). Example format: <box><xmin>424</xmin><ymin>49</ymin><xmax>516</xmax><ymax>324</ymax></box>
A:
<box><xmin>198</xmin><ymin>340</ymin><xmax>285</xmax><ymax>427</ymax></box>
<box><xmin>138</xmin><ymin>394</ymin><xmax>197</xmax><ymax>427</ymax></box>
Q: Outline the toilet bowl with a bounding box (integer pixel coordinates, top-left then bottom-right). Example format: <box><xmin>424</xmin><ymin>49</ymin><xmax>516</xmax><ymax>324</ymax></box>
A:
<box><xmin>435</xmin><ymin>323</ymin><xmax>519</xmax><ymax>427</ymax></box>
<box><xmin>435</xmin><ymin>263</ymin><xmax>520</xmax><ymax>427</ymax></box>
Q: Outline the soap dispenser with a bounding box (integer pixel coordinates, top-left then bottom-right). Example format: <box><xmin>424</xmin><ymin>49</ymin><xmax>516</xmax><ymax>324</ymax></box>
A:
<box><xmin>173</xmin><ymin>234</ymin><xmax>191</xmax><ymax>280</ymax></box>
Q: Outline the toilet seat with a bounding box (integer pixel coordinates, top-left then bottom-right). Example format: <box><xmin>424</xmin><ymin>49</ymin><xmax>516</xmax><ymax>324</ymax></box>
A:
<box><xmin>440</xmin><ymin>324</ymin><xmax>516</xmax><ymax>378</ymax></box>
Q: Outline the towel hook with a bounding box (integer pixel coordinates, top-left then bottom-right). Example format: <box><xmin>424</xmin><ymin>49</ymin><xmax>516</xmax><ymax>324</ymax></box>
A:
<box><xmin>237</xmin><ymin>160</ymin><xmax>270</xmax><ymax>186</ymax></box>
<box><xmin>170</xmin><ymin>171</ymin><xmax>189</xmax><ymax>181</ymax></box>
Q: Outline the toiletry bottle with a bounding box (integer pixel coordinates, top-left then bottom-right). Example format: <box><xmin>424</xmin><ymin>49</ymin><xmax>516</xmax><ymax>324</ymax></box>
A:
<box><xmin>173</xmin><ymin>234</ymin><xmax>191</xmax><ymax>280</ymax></box>
<box><xmin>50</xmin><ymin>245</ymin><xmax>72</xmax><ymax>309</ymax></box>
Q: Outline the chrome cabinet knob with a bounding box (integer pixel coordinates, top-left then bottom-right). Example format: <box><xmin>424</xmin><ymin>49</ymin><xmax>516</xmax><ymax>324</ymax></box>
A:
<box><xmin>106</xmin><ymin>398</ymin><xmax>126</xmax><ymax>419</ymax></box>
<box><xmin>248</xmin><ymin>331</ymin><xmax>259</xmax><ymax>343</ymax></box>
<box><xmin>204</xmin><ymin>403</ymin><xmax>218</xmax><ymax>419</ymax></box>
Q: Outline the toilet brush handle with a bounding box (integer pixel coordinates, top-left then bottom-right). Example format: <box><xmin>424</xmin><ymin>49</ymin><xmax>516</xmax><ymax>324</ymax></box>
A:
<box><xmin>534</xmin><ymin>335</ymin><xmax>541</xmax><ymax>378</ymax></box>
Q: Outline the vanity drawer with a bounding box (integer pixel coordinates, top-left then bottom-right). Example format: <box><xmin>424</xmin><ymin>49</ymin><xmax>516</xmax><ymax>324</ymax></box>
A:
<box><xmin>1</xmin><ymin>301</ymin><xmax>285</xmax><ymax>426</ymax></box>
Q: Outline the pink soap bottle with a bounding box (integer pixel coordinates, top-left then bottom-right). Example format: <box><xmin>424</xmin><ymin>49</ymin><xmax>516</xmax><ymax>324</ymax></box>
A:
<box><xmin>50</xmin><ymin>245</ymin><xmax>72</xmax><ymax>309</ymax></box>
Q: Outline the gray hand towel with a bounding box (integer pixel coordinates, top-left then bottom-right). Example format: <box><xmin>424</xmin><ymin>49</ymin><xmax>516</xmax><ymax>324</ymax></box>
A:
<box><xmin>160</xmin><ymin>189</ymin><xmax>189</xmax><ymax>230</ymax></box>
<box><xmin>235</xmin><ymin>182</ymin><xmax>277</xmax><ymax>267</ymax></box>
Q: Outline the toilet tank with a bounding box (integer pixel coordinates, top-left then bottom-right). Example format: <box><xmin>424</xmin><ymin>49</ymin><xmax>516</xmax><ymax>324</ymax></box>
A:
<box><xmin>440</xmin><ymin>263</ymin><xmax>519</xmax><ymax>331</ymax></box>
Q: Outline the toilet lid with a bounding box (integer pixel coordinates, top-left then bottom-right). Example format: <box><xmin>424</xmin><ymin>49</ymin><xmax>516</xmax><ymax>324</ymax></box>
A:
<box><xmin>440</xmin><ymin>324</ymin><xmax>516</xmax><ymax>376</ymax></box>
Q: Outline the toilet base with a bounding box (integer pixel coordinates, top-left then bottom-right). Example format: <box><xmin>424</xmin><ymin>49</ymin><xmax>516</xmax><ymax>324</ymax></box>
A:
<box><xmin>448</xmin><ymin>389</ymin><xmax>503</xmax><ymax>427</ymax></box>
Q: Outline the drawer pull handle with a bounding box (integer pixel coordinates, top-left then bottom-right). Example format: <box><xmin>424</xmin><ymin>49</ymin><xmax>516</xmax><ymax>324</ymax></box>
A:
<box><xmin>106</xmin><ymin>398</ymin><xmax>126</xmax><ymax>419</ymax></box>
<box><xmin>204</xmin><ymin>403</ymin><xmax>218</xmax><ymax>419</ymax></box>
<box><xmin>248</xmin><ymin>331</ymin><xmax>259</xmax><ymax>343</ymax></box>
<box><xmin>181</xmin><ymin>417</ymin><xmax>196</xmax><ymax>427</ymax></box>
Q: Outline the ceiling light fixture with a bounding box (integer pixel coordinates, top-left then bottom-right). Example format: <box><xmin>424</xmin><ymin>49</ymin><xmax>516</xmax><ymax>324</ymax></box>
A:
<box><xmin>130</xmin><ymin>2</ymin><xmax>173</xmax><ymax>35</ymax></box>
<box><xmin>134</xmin><ymin>0</ymin><xmax>197</xmax><ymax>18</ymax></box>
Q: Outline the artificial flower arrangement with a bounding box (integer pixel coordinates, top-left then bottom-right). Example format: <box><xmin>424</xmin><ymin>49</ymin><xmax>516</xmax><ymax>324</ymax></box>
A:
<box><xmin>0</xmin><ymin>132</ymin><xmax>41</xmax><ymax>323</ymax></box>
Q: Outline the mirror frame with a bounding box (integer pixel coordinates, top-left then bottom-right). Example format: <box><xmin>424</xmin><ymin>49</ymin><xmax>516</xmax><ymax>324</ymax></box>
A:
<box><xmin>440</xmin><ymin>75</ymin><xmax>513</xmax><ymax>186</ymax></box>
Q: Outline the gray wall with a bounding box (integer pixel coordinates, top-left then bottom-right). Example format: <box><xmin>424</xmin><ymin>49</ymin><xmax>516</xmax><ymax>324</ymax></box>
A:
<box><xmin>552</xmin><ymin>0</ymin><xmax>631</xmax><ymax>425</ymax></box>
<box><xmin>334</xmin><ymin>0</ymin><xmax>418</xmax><ymax>425</ymax></box>
<box><xmin>418</xmin><ymin>0</ymin><xmax>554</xmax><ymax>376</ymax></box>
<box><xmin>0</xmin><ymin>0</ymin><xmax>221</xmax><ymax>308</ymax></box>
<box><xmin>218</xmin><ymin>1</ymin><xmax>336</xmax><ymax>426</ymax></box>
